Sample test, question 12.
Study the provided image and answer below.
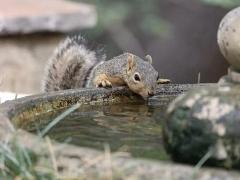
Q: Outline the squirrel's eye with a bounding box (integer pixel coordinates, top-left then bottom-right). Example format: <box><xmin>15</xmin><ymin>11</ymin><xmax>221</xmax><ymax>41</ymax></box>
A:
<box><xmin>134</xmin><ymin>73</ymin><xmax>141</xmax><ymax>81</ymax></box>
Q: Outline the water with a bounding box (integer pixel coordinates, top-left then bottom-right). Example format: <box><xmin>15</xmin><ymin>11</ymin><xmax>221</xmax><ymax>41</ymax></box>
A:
<box><xmin>25</xmin><ymin>97</ymin><xmax>171</xmax><ymax>161</ymax></box>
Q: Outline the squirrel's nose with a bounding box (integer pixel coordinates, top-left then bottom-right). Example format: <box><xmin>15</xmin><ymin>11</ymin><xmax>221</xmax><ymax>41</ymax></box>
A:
<box><xmin>148</xmin><ymin>91</ymin><xmax>154</xmax><ymax>97</ymax></box>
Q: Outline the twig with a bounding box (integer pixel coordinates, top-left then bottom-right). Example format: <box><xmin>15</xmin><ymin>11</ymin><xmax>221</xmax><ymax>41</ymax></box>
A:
<box><xmin>45</xmin><ymin>137</ymin><xmax>58</xmax><ymax>176</ymax></box>
<box><xmin>191</xmin><ymin>147</ymin><xmax>214</xmax><ymax>179</ymax></box>
<box><xmin>197</xmin><ymin>72</ymin><xmax>201</xmax><ymax>84</ymax></box>
<box><xmin>40</xmin><ymin>103</ymin><xmax>81</xmax><ymax>137</ymax></box>
<box><xmin>104</xmin><ymin>144</ymin><xmax>113</xmax><ymax>180</ymax></box>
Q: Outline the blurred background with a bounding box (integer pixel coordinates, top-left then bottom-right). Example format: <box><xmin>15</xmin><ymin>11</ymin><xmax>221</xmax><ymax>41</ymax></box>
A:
<box><xmin>0</xmin><ymin>0</ymin><xmax>239</xmax><ymax>94</ymax></box>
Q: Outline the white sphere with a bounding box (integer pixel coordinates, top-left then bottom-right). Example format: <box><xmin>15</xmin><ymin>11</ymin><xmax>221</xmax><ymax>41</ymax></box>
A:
<box><xmin>218</xmin><ymin>7</ymin><xmax>240</xmax><ymax>70</ymax></box>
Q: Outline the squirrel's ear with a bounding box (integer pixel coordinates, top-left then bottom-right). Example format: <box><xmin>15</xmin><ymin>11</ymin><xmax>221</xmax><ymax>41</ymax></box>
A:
<box><xmin>127</xmin><ymin>54</ymin><xmax>136</xmax><ymax>73</ymax></box>
<box><xmin>145</xmin><ymin>55</ymin><xmax>152</xmax><ymax>64</ymax></box>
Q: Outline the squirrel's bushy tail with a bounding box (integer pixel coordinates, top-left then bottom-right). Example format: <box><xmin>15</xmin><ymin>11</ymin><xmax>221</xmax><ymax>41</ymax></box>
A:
<box><xmin>43</xmin><ymin>36</ymin><xmax>106</xmax><ymax>92</ymax></box>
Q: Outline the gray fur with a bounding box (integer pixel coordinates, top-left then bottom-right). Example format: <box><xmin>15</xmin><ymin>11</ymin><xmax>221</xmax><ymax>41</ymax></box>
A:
<box><xmin>43</xmin><ymin>37</ymin><xmax>158</xmax><ymax>98</ymax></box>
<box><xmin>87</xmin><ymin>53</ymin><xmax>158</xmax><ymax>90</ymax></box>
<box><xmin>86</xmin><ymin>53</ymin><xmax>128</xmax><ymax>87</ymax></box>
<box><xmin>42</xmin><ymin>36</ymin><xmax>106</xmax><ymax>92</ymax></box>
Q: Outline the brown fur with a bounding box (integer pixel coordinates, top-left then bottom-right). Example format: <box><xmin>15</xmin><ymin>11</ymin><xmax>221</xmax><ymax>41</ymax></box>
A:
<box><xmin>94</xmin><ymin>73</ymin><xmax>126</xmax><ymax>87</ymax></box>
<box><xmin>43</xmin><ymin>36</ymin><xmax>163</xmax><ymax>99</ymax></box>
<box><xmin>43</xmin><ymin>36</ymin><xmax>105</xmax><ymax>92</ymax></box>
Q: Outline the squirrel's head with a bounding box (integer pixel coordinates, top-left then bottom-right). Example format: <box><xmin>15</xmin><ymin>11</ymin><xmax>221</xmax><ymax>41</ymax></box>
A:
<box><xmin>125</xmin><ymin>53</ymin><xmax>159</xmax><ymax>99</ymax></box>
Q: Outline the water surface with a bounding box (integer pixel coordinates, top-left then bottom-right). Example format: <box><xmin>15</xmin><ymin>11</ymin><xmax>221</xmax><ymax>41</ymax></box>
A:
<box><xmin>25</xmin><ymin>96</ymin><xmax>171</xmax><ymax>161</ymax></box>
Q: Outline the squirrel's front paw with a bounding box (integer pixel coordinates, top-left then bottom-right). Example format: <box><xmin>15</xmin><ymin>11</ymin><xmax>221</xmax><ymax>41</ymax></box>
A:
<box><xmin>157</xmin><ymin>78</ymin><xmax>171</xmax><ymax>84</ymax></box>
<box><xmin>94</xmin><ymin>74</ymin><xmax>112</xmax><ymax>88</ymax></box>
<box><xmin>97</xmin><ymin>79</ymin><xmax>112</xmax><ymax>88</ymax></box>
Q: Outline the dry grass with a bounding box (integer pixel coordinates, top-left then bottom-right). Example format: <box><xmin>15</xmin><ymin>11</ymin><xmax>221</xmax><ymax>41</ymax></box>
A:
<box><xmin>0</xmin><ymin>102</ymin><xmax>127</xmax><ymax>179</ymax></box>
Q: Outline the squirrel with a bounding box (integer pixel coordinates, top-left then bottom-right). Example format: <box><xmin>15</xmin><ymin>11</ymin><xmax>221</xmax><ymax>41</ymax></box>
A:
<box><xmin>42</xmin><ymin>36</ymin><xmax>170</xmax><ymax>98</ymax></box>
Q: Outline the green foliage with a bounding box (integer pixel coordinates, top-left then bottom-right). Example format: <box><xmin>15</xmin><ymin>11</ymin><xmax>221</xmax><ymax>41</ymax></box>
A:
<box><xmin>73</xmin><ymin>0</ymin><xmax>237</xmax><ymax>56</ymax></box>
<box><xmin>77</xmin><ymin>0</ymin><xmax>239</xmax><ymax>41</ymax></box>
<box><xmin>0</xmin><ymin>103</ymin><xmax>81</xmax><ymax>179</ymax></box>
<box><xmin>72</xmin><ymin>0</ymin><xmax>173</xmax><ymax>56</ymax></box>
<box><xmin>140</xmin><ymin>15</ymin><xmax>171</xmax><ymax>37</ymax></box>
<box><xmin>76</xmin><ymin>0</ymin><xmax>171</xmax><ymax>38</ymax></box>
<box><xmin>201</xmin><ymin>0</ymin><xmax>240</xmax><ymax>8</ymax></box>
<box><xmin>0</xmin><ymin>138</ymin><xmax>55</xmax><ymax>180</ymax></box>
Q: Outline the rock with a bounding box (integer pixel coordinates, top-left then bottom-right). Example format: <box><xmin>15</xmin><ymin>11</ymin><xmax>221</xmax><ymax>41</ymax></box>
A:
<box><xmin>0</xmin><ymin>0</ymin><xmax>97</xmax><ymax>93</ymax></box>
<box><xmin>0</xmin><ymin>0</ymin><xmax>96</xmax><ymax>35</ymax></box>
<box><xmin>164</xmin><ymin>84</ymin><xmax>240</xmax><ymax>168</ymax></box>
<box><xmin>0</xmin><ymin>85</ymin><xmax>240</xmax><ymax>179</ymax></box>
<box><xmin>164</xmin><ymin>6</ymin><xmax>240</xmax><ymax>169</ymax></box>
<box><xmin>0</xmin><ymin>34</ymin><xmax>64</xmax><ymax>94</ymax></box>
<box><xmin>2</xmin><ymin>129</ymin><xmax>239</xmax><ymax>180</ymax></box>
<box><xmin>218</xmin><ymin>7</ymin><xmax>240</xmax><ymax>70</ymax></box>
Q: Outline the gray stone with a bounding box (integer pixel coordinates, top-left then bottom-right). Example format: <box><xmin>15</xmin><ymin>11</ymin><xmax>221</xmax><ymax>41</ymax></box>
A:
<box><xmin>0</xmin><ymin>0</ymin><xmax>96</xmax><ymax>35</ymax></box>
<box><xmin>0</xmin><ymin>84</ymin><xmax>239</xmax><ymax>179</ymax></box>
<box><xmin>164</xmin><ymin>6</ymin><xmax>240</xmax><ymax>169</ymax></box>
<box><xmin>165</xmin><ymin>83</ymin><xmax>240</xmax><ymax>168</ymax></box>
<box><xmin>218</xmin><ymin>6</ymin><xmax>240</xmax><ymax>70</ymax></box>
<box><xmin>0</xmin><ymin>84</ymin><xmax>201</xmax><ymax>125</ymax></box>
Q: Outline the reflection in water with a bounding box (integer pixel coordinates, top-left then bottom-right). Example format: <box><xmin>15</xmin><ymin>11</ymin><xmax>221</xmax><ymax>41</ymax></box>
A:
<box><xmin>26</xmin><ymin>100</ymin><xmax>170</xmax><ymax>161</ymax></box>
